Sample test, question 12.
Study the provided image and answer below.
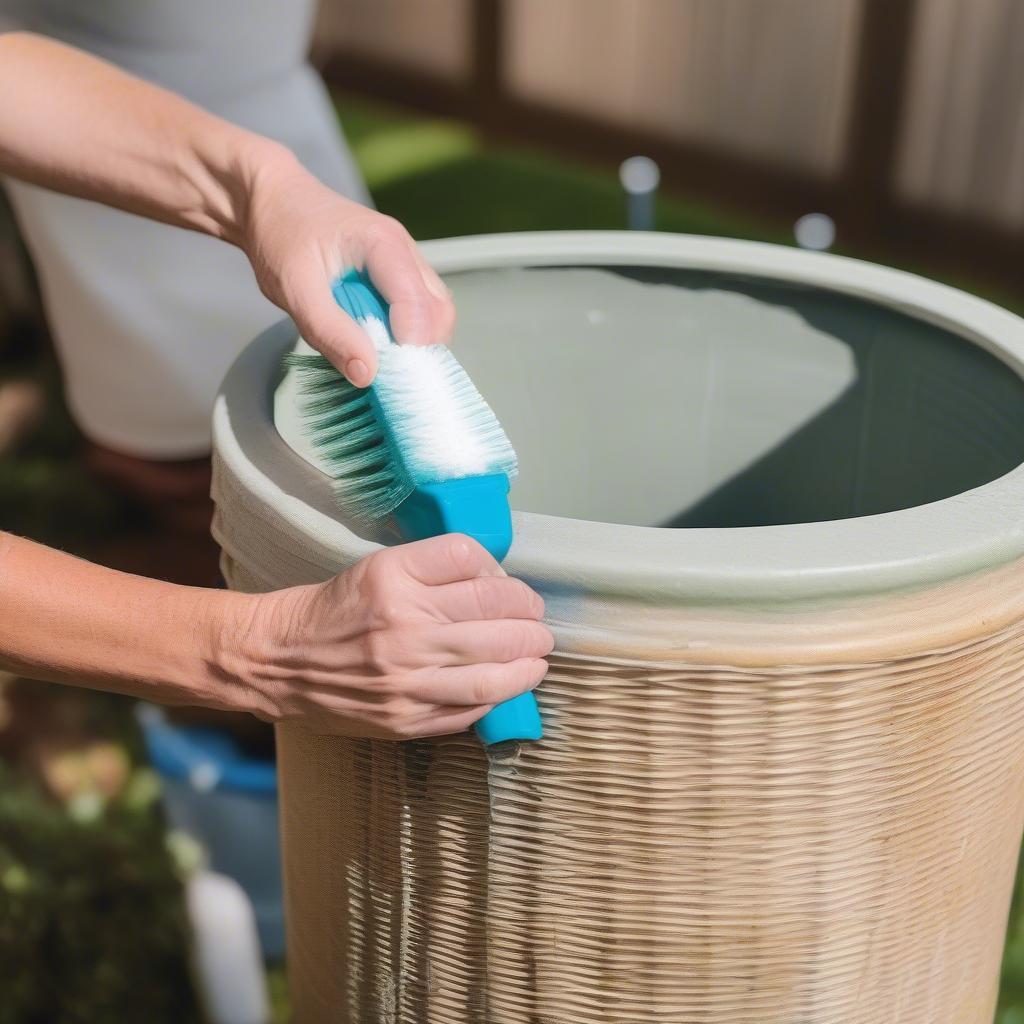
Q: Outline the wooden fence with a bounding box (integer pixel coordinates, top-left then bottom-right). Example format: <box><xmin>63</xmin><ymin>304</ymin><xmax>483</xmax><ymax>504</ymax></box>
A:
<box><xmin>314</xmin><ymin>0</ymin><xmax>1024</xmax><ymax>294</ymax></box>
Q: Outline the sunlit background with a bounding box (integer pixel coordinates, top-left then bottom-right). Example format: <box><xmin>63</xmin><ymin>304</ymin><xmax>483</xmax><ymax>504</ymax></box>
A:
<box><xmin>2</xmin><ymin>1</ymin><xmax>1024</xmax><ymax>1021</ymax></box>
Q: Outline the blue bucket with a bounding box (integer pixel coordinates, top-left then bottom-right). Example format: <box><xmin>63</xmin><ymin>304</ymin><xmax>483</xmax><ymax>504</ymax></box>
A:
<box><xmin>136</xmin><ymin>704</ymin><xmax>285</xmax><ymax>959</ymax></box>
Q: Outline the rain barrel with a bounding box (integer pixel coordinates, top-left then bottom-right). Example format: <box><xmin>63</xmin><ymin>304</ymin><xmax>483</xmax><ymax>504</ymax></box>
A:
<box><xmin>211</xmin><ymin>232</ymin><xmax>1024</xmax><ymax>1024</ymax></box>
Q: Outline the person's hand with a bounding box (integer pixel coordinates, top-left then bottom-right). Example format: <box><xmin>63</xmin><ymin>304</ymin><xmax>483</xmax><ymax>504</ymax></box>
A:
<box><xmin>239</xmin><ymin>152</ymin><xmax>455</xmax><ymax>387</ymax></box>
<box><xmin>225</xmin><ymin>535</ymin><xmax>553</xmax><ymax>739</ymax></box>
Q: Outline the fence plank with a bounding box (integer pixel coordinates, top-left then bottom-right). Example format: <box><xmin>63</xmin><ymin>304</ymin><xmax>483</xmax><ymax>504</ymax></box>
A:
<box><xmin>317</xmin><ymin>0</ymin><xmax>1024</xmax><ymax>294</ymax></box>
<box><xmin>895</xmin><ymin>0</ymin><xmax>1024</xmax><ymax>229</ymax></box>
<box><xmin>503</xmin><ymin>0</ymin><xmax>862</xmax><ymax>175</ymax></box>
<box><xmin>315</xmin><ymin>0</ymin><xmax>472</xmax><ymax>81</ymax></box>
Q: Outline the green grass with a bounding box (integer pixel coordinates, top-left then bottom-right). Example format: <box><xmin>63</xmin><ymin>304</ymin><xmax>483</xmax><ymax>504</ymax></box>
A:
<box><xmin>337</xmin><ymin>90</ymin><xmax>1024</xmax><ymax>315</ymax></box>
<box><xmin>338</xmin><ymin>92</ymin><xmax>788</xmax><ymax>243</ymax></box>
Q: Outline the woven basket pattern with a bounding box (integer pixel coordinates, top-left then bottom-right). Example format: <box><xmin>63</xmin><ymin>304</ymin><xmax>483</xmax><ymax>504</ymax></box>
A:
<box><xmin>271</xmin><ymin>595</ymin><xmax>1024</xmax><ymax>1024</ymax></box>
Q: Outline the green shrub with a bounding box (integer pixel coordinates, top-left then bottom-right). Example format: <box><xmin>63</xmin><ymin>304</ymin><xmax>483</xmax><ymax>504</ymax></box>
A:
<box><xmin>0</xmin><ymin>764</ymin><xmax>200</xmax><ymax>1024</ymax></box>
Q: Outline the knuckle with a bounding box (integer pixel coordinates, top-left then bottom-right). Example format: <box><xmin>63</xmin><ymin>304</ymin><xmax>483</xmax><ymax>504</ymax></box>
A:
<box><xmin>378</xmin><ymin>213</ymin><xmax>403</xmax><ymax>232</ymax></box>
<box><xmin>362</xmin><ymin>547</ymin><xmax>395</xmax><ymax>580</ymax></box>
<box><xmin>472</xmin><ymin>674</ymin><xmax>496</xmax><ymax>705</ymax></box>
<box><xmin>494</xmin><ymin>622</ymin><xmax>551</xmax><ymax>662</ymax></box>
<box><xmin>361</xmin><ymin>629</ymin><xmax>395</xmax><ymax>676</ymax></box>
<box><xmin>369</xmin><ymin>215</ymin><xmax>408</xmax><ymax>244</ymax></box>
<box><xmin>382</xmin><ymin>699</ymin><xmax>418</xmax><ymax>738</ymax></box>
<box><xmin>372</xmin><ymin>598</ymin><xmax>403</xmax><ymax>628</ymax></box>
<box><xmin>513</xmin><ymin>579</ymin><xmax>545</xmax><ymax>619</ymax></box>
<box><xmin>384</xmin><ymin>602</ymin><xmax>405</xmax><ymax>626</ymax></box>
<box><xmin>359</xmin><ymin>552</ymin><xmax>402</xmax><ymax>605</ymax></box>
<box><xmin>470</xmin><ymin>576</ymin><xmax>500</xmax><ymax>619</ymax></box>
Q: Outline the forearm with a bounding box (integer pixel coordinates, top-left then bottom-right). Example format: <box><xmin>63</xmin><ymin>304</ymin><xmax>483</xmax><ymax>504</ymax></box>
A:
<box><xmin>0</xmin><ymin>31</ymin><xmax>294</xmax><ymax>244</ymax></box>
<box><xmin>0</xmin><ymin>531</ymin><xmax>252</xmax><ymax>709</ymax></box>
<box><xmin>0</xmin><ymin>532</ymin><xmax>552</xmax><ymax>740</ymax></box>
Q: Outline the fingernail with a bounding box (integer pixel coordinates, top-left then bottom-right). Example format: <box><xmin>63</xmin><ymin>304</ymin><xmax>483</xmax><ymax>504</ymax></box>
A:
<box><xmin>345</xmin><ymin>359</ymin><xmax>371</xmax><ymax>388</ymax></box>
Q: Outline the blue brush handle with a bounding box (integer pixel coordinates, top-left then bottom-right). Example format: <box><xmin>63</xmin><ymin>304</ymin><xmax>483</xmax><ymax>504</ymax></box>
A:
<box><xmin>331</xmin><ymin>267</ymin><xmax>391</xmax><ymax>324</ymax></box>
<box><xmin>332</xmin><ymin>271</ymin><xmax>543</xmax><ymax>746</ymax></box>
<box><xmin>394</xmin><ymin>477</ymin><xmax>543</xmax><ymax>745</ymax></box>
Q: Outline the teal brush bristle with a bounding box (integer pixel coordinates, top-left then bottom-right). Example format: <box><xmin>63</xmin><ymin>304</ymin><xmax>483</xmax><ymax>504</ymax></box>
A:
<box><xmin>284</xmin><ymin>353</ymin><xmax>410</xmax><ymax>521</ymax></box>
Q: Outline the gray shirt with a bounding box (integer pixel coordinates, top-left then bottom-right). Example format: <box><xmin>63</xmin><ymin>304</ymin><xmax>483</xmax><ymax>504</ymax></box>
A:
<box><xmin>0</xmin><ymin>0</ymin><xmax>372</xmax><ymax>456</ymax></box>
<box><xmin>2</xmin><ymin>0</ymin><xmax>320</xmax><ymax>102</ymax></box>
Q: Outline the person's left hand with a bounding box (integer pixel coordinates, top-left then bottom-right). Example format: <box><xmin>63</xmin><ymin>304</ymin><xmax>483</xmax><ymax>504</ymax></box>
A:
<box><xmin>239</xmin><ymin>150</ymin><xmax>455</xmax><ymax>387</ymax></box>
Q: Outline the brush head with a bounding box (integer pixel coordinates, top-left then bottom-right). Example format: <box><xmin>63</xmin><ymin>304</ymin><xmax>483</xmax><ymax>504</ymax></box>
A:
<box><xmin>284</xmin><ymin>272</ymin><xmax>540</xmax><ymax>745</ymax></box>
<box><xmin>286</xmin><ymin>315</ymin><xmax>517</xmax><ymax>524</ymax></box>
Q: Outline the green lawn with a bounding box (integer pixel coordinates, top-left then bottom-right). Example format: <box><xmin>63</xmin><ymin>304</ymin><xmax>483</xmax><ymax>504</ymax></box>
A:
<box><xmin>339</xmin><ymin>92</ymin><xmax>789</xmax><ymax>243</ymax></box>
<box><xmin>1</xmin><ymin>88</ymin><xmax>1023</xmax><ymax>1022</ymax></box>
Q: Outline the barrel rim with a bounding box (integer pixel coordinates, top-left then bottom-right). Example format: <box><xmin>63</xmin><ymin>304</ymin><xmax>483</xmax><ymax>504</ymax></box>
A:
<box><xmin>214</xmin><ymin>231</ymin><xmax>1024</xmax><ymax>603</ymax></box>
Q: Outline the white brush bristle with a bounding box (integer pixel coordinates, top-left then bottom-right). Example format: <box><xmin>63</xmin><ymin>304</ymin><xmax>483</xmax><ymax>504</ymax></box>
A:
<box><xmin>368</xmin><ymin>317</ymin><xmax>518</xmax><ymax>484</ymax></box>
<box><xmin>285</xmin><ymin>317</ymin><xmax>517</xmax><ymax>522</ymax></box>
<box><xmin>363</xmin><ymin>316</ymin><xmax>392</xmax><ymax>352</ymax></box>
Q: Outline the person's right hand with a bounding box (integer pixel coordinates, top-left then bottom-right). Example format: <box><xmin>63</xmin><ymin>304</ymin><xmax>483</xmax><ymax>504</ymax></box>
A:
<box><xmin>239</xmin><ymin>155</ymin><xmax>455</xmax><ymax>387</ymax></box>
<box><xmin>225</xmin><ymin>534</ymin><xmax>553</xmax><ymax>739</ymax></box>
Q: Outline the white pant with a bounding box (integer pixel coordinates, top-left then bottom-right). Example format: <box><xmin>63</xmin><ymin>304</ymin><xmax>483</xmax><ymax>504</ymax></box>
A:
<box><xmin>2</xmin><ymin>0</ymin><xmax>371</xmax><ymax>456</ymax></box>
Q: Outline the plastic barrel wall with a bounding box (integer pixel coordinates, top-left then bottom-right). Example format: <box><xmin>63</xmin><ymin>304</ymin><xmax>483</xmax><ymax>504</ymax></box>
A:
<box><xmin>211</xmin><ymin>233</ymin><xmax>1024</xmax><ymax>1024</ymax></box>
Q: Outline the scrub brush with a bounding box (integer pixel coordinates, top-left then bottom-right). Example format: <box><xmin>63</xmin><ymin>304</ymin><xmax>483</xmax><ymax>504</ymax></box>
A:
<box><xmin>285</xmin><ymin>269</ymin><xmax>543</xmax><ymax>745</ymax></box>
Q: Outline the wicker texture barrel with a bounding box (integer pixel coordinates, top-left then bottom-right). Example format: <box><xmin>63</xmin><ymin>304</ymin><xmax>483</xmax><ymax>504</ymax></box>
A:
<box><xmin>219</xmin><ymin>549</ymin><xmax>1024</xmax><ymax>1024</ymax></box>
<box><xmin>212</xmin><ymin>233</ymin><xmax>1024</xmax><ymax>1024</ymax></box>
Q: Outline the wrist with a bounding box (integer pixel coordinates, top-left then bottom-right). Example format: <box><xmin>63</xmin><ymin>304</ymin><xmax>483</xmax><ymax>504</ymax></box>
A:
<box><xmin>183</xmin><ymin>127</ymin><xmax>300</xmax><ymax>248</ymax></box>
<box><xmin>188</xmin><ymin>586</ymin><xmax>276</xmax><ymax>719</ymax></box>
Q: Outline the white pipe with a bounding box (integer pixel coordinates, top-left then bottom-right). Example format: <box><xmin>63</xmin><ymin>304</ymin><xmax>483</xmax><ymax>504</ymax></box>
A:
<box><xmin>186</xmin><ymin>870</ymin><xmax>270</xmax><ymax>1024</ymax></box>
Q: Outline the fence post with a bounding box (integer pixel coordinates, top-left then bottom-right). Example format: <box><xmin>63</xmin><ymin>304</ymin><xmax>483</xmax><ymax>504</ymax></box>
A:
<box><xmin>472</xmin><ymin>0</ymin><xmax>504</xmax><ymax>127</ymax></box>
<box><xmin>839</xmin><ymin>0</ymin><xmax>918</xmax><ymax>246</ymax></box>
